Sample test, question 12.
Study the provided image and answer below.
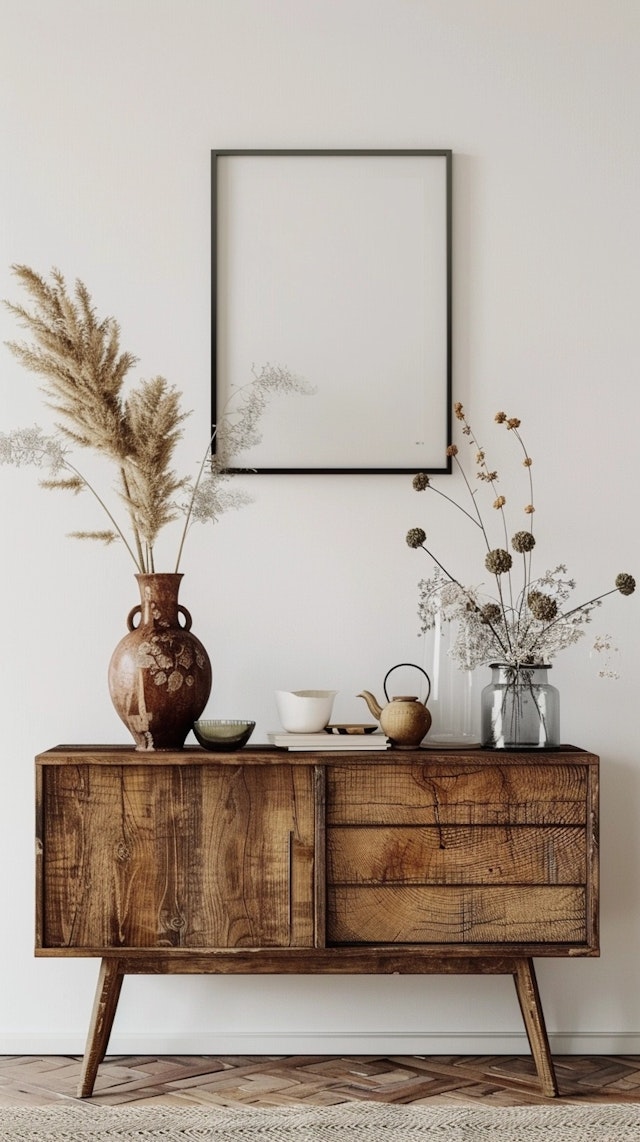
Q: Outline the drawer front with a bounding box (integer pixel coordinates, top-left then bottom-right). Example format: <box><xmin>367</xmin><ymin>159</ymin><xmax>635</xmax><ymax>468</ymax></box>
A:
<box><xmin>327</xmin><ymin>824</ymin><xmax>586</xmax><ymax>886</ymax></box>
<box><xmin>327</xmin><ymin>763</ymin><xmax>588</xmax><ymax>825</ymax></box>
<box><xmin>328</xmin><ymin>886</ymin><xmax>586</xmax><ymax>944</ymax></box>
<box><xmin>326</xmin><ymin>759</ymin><xmax>595</xmax><ymax>950</ymax></box>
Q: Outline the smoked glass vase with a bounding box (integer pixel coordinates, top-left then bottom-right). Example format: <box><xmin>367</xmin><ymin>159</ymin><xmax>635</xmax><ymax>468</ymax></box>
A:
<box><xmin>480</xmin><ymin>663</ymin><xmax>560</xmax><ymax>750</ymax></box>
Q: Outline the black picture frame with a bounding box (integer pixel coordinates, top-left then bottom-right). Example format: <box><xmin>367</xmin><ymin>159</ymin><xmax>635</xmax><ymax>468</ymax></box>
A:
<box><xmin>212</xmin><ymin>149</ymin><xmax>452</xmax><ymax>474</ymax></box>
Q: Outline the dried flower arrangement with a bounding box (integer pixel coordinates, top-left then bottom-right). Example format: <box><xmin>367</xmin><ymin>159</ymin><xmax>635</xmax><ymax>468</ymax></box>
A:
<box><xmin>1</xmin><ymin>265</ymin><xmax>312</xmax><ymax>573</ymax></box>
<box><xmin>406</xmin><ymin>402</ymin><xmax>635</xmax><ymax>676</ymax></box>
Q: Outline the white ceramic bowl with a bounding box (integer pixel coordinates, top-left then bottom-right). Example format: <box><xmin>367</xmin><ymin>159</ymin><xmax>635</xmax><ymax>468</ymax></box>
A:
<box><xmin>275</xmin><ymin>689</ymin><xmax>337</xmax><ymax>733</ymax></box>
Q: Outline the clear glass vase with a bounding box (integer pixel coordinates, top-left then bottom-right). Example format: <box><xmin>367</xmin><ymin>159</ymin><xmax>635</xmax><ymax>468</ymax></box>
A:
<box><xmin>480</xmin><ymin>663</ymin><xmax>560</xmax><ymax>750</ymax></box>
<box><xmin>423</xmin><ymin>611</ymin><xmax>481</xmax><ymax>747</ymax></box>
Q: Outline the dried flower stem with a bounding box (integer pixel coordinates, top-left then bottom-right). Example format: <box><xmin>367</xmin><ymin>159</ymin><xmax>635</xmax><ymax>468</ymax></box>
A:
<box><xmin>502</xmin><ymin>420</ymin><xmax>535</xmax><ymax>612</ymax></box>
<box><xmin>173</xmin><ymin>364</ymin><xmax>313</xmax><ymax>572</ymax></box>
<box><xmin>409</xmin><ymin>403</ymin><xmax>635</xmax><ymax>672</ymax></box>
<box><xmin>417</xmin><ymin>539</ymin><xmax>511</xmax><ymax>659</ymax></box>
<box><xmin>173</xmin><ymin>432</ymin><xmax>216</xmax><ymax>574</ymax></box>
<box><xmin>453</xmin><ymin>410</ymin><xmax>516</xmax><ymax>619</ymax></box>
<box><xmin>450</xmin><ymin>450</ymin><xmax>490</xmax><ymax>545</ymax></box>
<box><xmin>3</xmin><ymin>267</ymin><xmax>313</xmax><ymax>573</ymax></box>
<box><xmin>450</xmin><ymin>438</ymin><xmax>515</xmax><ymax>654</ymax></box>
<box><xmin>118</xmin><ymin>466</ymin><xmax>146</xmax><ymax>571</ymax></box>
<box><xmin>528</xmin><ymin>587</ymin><xmax>616</xmax><ymax>655</ymax></box>
<box><xmin>57</xmin><ymin>454</ymin><xmax>144</xmax><ymax>570</ymax></box>
<box><xmin>427</xmin><ymin>484</ymin><xmax>482</xmax><ymax>528</ymax></box>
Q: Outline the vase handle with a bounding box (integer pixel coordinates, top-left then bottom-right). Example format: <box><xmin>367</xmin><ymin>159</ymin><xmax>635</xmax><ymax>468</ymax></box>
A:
<box><xmin>126</xmin><ymin>605</ymin><xmax>141</xmax><ymax>632</ymax></box>
<box><xmin>178</xmin><ymin>605</ymin><xmax>193</xmax><ymax>631</ymax></box>
<box><xmin>126</xmin><ymin>605</ymin><xmax>193</xmax><ymax>631</ymax></box>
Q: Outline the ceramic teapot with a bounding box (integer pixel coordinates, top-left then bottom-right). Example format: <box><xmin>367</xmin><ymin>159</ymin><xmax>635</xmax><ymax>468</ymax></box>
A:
<box><xmin>358</xmin><ymin>663</ymin><xmax>432</xmax><ymax>748</ymax></box>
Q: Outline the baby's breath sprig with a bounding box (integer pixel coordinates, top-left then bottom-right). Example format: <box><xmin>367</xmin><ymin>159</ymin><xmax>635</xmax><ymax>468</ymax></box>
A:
<box><xmin>406</xmin><ymin>402</ymin><xmax>635</xmax><ymax>672</ymax></box>
<box><xmin>0</xmin><ymin>425</ymin><xmax>143</xmax><ymax>567</ymax></box>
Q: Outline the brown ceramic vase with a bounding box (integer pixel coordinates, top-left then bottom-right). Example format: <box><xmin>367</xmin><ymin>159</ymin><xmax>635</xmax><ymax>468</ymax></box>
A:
<box><xmin>108</xmin><ymin>573</ymin><xmax>212</xmax><ymax>751</ymax></box>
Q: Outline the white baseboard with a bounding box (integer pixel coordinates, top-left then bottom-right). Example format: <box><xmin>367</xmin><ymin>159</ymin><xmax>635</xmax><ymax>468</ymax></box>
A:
<box><xmin>2</xmin><ymin>1031</ymin><xmax>640</xmax><ymax>1054</ymax></box>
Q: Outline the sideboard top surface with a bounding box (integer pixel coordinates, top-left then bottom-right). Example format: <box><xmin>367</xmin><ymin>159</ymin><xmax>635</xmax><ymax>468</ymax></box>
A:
<box><xmin>36</xmin><ymin>744</ymin><xmax>599</xmax><ymax>767</ymax></box>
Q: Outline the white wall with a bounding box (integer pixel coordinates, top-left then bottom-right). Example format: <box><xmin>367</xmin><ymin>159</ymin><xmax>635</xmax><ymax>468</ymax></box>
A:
<box><xmin>1</xmin><ymin>0</ymin><xmax>639</xmax><ymax>1055</ymax></box>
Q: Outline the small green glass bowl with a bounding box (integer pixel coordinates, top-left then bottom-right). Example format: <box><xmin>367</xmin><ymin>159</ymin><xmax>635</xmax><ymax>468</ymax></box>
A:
<box><xmin>192</xmin><ymin>719</ymin><xmax>256</xmax><ymax>751</ymax></box>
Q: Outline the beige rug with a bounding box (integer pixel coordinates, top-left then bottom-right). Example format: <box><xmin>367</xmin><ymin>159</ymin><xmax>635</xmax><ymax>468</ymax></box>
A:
<box><xmin>1</xmin><ymin>1102</ymin><xmax>640</xmax><ymax>1141</ymax></box>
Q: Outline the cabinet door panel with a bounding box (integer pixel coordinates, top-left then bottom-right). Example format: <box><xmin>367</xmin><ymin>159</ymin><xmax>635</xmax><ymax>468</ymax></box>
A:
<box><xmin>41</xmin><ymin>764</ymin><xmax>315</xmax><ymax>950</ymax></box>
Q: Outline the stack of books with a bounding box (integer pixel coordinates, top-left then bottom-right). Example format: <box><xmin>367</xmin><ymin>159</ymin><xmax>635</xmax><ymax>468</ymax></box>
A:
<box><xmin>268</xmin><ymin>731</ymin><xmax>390</xmax><ymax>751</ymax></box>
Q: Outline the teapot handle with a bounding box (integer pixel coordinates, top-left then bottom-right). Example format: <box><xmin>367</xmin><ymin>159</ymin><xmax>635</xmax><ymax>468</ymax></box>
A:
<box><xmin>383</xmin><ymin>663</ymin><xmax>431</xmax><ymax>706</ymax></box>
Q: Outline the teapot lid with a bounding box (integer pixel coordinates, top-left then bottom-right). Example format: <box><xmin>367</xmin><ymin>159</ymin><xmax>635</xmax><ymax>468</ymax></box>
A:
<box><xmin>392</xmin><ymin>694</ymin><xmax>419</xmax><ymax>701</ymax></box>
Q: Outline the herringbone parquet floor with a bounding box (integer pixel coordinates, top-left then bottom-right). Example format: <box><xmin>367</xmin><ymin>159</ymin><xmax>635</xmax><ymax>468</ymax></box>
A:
<box><xmin>1</xmin><ymin>1055</ymin><xmax>640</xmax><ymax>1108</ymax></box>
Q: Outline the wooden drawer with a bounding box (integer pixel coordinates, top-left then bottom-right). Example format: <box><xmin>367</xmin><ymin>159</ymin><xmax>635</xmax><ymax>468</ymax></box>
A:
<box><xmin>327</xmin><ymin>824</ymin><xmax>586</xmax><ymax>885</ymax></box>
<box><xmin>326</xmin><ymin>759</ymin><xmax>596</xmax><ymax>949</ymax></box>
<box><xmin>327</xmin><ymin>763</ymin><xmax>589</xmax><ymax>825</ymax></box>
<box><xmin>328</xmin><ymin>885</ymin><xmax>586</xmax><ymax>944</ymax></box>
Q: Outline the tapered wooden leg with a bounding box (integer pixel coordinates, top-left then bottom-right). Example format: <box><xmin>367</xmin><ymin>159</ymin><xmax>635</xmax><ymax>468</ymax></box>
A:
<box><xmin>77</xmin><ymin>959</ymin><xmax>124</xmax><ymax>1098</ymax></box>
<box><xmin>513</xmin><ymin>957</ymin><xmax>559</xmax><ymax>1097</ymax></box>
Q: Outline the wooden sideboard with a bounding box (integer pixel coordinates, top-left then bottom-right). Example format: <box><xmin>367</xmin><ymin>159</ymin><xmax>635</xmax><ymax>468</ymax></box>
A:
<box><xmin>35</xmin><ymin>744</ymin><xmax>599</xmax><ymax>1098</ymax></box>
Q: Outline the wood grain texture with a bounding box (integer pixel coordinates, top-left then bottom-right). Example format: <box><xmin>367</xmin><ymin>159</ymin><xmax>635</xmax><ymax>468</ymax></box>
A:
<box><xmin>328</xmin><ymin>886</ymin><xmax>586</xmax><ymax>944</ymax></box>
<box><xmin>77</xmin><ymin>959</ymin><xmax>124</xmax><ymax>1098</ymax></box>
<box><xmin>586</xmin><ymin>765</ymin><xmax>600</xmax><ymax>951</ymax></box>
<box><xmin>513</xmin><ymin>958</ymin><xmax>559</xmax><ymax>1097</ymax></box>
<box><xmin>3</xmin><ymin>1052</ymin><xmax>640</xmax><ymax>1107</ymax></box>
<box><xmin>313</xmin><ymin>767</ymin><xmax>327</xmax><ymax>949</ymax></box>
<box><xmin>35</xmin><ymin>947</ymin><xmax>596</xmax><ymax>968</ymax></box>
<box><xmin>35</xmin><ymin>744</ymin><xmax>598</xmax><ymax>768</ymax></box>
<box><xmin>327</xmin><ymin>825</ymin><xmax>586</xmax><ymax>886</ymax></box>
<box><xmin>327</xmin><ymin>764</ymin><xmax>589</xmax><ymax>826</ymax></box>
<box><xmin>35</xmin><ymin>746</ymin><xmax>599</xmax><ymax>1100</ymax></box>
<box><xmin>40</xmin><ymin>764</ymin><xmax>315</xmax><ymax>950</ymax></box>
